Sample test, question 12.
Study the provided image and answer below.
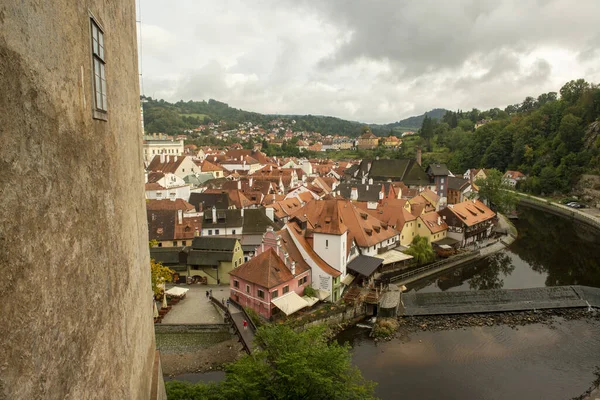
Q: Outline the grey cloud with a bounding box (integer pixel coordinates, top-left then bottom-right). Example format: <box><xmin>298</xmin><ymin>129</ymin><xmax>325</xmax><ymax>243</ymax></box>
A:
<box><xmin>140</xmin><ymin>0</ymin><xmax>600</xmax><ymax>123</ymax></box>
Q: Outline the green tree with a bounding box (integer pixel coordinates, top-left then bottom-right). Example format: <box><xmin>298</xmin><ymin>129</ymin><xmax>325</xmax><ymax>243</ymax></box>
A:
<box><xmin>149</xmin><ymin>240</ymin><xmax>174</xmax><ymax>297</ymax></box>
<box><xmin>165</xmin><ymin>325</ymin><xmax>377</xmax><ymax>400</ymax></box>
<box><xmin>559</xmin><ymin>79</ymin><xmax>590</xmax><ymax>105</ymax></box>
<box><xmin>474</xmin><ymin>169</ymin><xmax>517</xmax><ymax>214</ymax></box>
<box><xmin>404</xmin><ymin>235</ymin><xmax>435</xmax><ymax>265</ymax></box>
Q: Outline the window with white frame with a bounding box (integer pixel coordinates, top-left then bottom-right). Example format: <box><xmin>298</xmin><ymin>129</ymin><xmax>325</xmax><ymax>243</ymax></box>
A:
<box><xmin>90</xmin><ymin>18</ymin><xmax>107</xmax><ymax>114</ymax></box>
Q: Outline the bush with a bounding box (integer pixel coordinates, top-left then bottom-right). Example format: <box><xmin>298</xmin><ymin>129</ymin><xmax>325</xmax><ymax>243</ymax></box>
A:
<box><xmin>372</xmin><ymin>318</ymin><xmax>399</xmax><ymax>338</ymax></box>
<box><xmin>304</xmin><ymin>286</ymin><xmax>317</xmax><ymax>297</ymax></box>
<box><xmin>243</xmin><ymin>307</ymin><xmax>264</xmax><ymax>328</ymax></box>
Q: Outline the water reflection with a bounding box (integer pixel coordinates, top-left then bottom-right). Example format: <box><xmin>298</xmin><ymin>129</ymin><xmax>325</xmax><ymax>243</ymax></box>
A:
<box><xmin>338</xmin><ymin>320</ymin><xmax>600</xmax><ymax>400</ymax></box>
<box><xmin>411</xmin><ymin>205</ymin><xmax>600</xmax><ymax>293</ymax></box>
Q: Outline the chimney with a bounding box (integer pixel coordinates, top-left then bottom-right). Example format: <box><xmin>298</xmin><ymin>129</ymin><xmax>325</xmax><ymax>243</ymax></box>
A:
<box><xmin>240</xmin><ymin>208</ymin><xmax>244</xmax><ymax>217</ymax></box>
<box><xmin>237</xmin><ymin>180</ymin><xmax>242</xmax><ymax>190</ymax></box>
<box><xmin>361</xmin><ymin>176</ymin><xmax>366</xmax><ymax>184</ymax></box>
<box><xmin>177</xmin><ymin>209</ymin><xmax>183</xmax><ymax>225</ymax></box>
<box><xmin>379</xmin><ymin>187</ymin><xmax>384</xmax><ymax>201</ymax></box>
<box><xmin>212</xmin><ymin>206</ymin><xmax>217</xmax><ymax>224</ymax></box>
<box><xmin>174</xmin><ymin>156</ymin><xmax>178</xmax><ymax>162</ymax></box>
<box><xmin>437</xmin><ymin>216</ymin><xmax>441</xmax><ymax>225</ymax></box>
<box><xmin>160</xmin><ymin>154</ymin><xmax>165</xmax><ymax>163</ymax></box>
<box><xmin>350</xmin><ymin>187</ymin><xmax>358</xmax><ymax>201</ymax></box>
<box><xmin>416</xmin><ymin>147</ymin><xmax>422</xmax><ymax>166</ymax></box>
<box><xmin>368</xmin><ymin>178</ymin><xmax>373</xmax><ymax>185</ymax></box>
<box><xmin>249</xmin><ymin>177</ymin><xmax>253</xmax><ymax>187</ymax></box>
<box><xmin>266</xmin><ymin>207</ymin><xmax>274</xmax><ymax>221</ymax></box>
<box><xmin>291</xmin><ymin>261</ymin><xmax>296</xmax><ymax>275</ymax></box>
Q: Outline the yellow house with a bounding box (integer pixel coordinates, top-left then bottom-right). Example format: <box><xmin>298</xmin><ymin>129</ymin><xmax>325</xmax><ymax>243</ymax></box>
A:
<box><xmin>416</xmin><ymin>211</ymin><xmax>448</xmax><ymax>244</ymax></box>
<box><xmin>357</xmin><ymin>130</ymin><xmax>379</xmax><ymax>150</ymax></box>
<box><xmin>184</xmin><ymin>237</ymin><xmax>244</xmax><ymax>284</ymax></box>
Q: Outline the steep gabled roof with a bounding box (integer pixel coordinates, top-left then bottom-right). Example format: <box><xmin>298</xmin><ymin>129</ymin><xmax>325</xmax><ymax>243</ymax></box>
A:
<box><xmin>426</xmin><ymin>163</ymin><xmax>450</xmax><ymax>176</ymax></box>
<box><xmin>445</xmin><ymin>199</ymin><xmax>496</xmax><ymax>227</ymax></box>
<box><xmin>418</xmin><ymin>212</ymin><xmax>448</xmax><ymax>234</ymax></box>
<box><xmin>191</xmin><ymin>236</ymin><xmax>239</xmax><ymax>251</ymax></box>
<box><xmin>229</xmin><ymin>248</ymin><xmax>293</xmax><ymax>289</ymax></box>
<box><xmin>448</xmin><ymin>176</ymin><xmax>470</xmax><ymax>191</ymax></box>
<box><xmin>147</xmin><ymin>210</ymin><xmax>175</xmax><ymax>241</ymax></box>
<box><xmin>188</xmin><ymin>192</ymin><xmax>231</xmax><ymax>211</ymax></box>
<box><xmin>147</xmin><ymin>155</ymin><xmax>187</xmax><ymax>174</ymax></box>
<box><xmin>146</xmin><ymin>199</ymin><xmax>195</xmax><ymax>212</ymax></box>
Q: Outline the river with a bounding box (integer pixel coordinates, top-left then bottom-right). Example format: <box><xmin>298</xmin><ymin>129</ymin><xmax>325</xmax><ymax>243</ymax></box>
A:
<box><xmin>410</xmin><ymin>205</ymin><xmax>600</xmax><ymax>293</ymax></box>
<box><xmin>168</xmin><ymin>206</ymin><xmax>600</xmax><ymax>397</ymax></box>
<box><xmin>339</xmin><ymin>205</ymin><xmax>600</xmax><ymax>399</ymax></box>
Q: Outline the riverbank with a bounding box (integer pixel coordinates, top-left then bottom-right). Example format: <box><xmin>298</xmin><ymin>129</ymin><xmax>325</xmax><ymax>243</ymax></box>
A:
<box><xmin>156</xmin><ymin>332</ymin><xmax>243</xmax><ymax>376</ymax></box>
<box><xmin>392</xmin><ymin>213</ymin><xmax>517</xmax><ymax>287</ymax></box>
<box><xmin>515</xmin><ymin>192</ymin><xmax>600</xmax><ymax>232</ymax></box>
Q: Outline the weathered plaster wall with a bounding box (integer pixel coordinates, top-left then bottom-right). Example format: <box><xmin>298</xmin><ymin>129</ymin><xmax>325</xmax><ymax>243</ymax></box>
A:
<box><xmin>0</xmin><ymin>1</ymin><xmax>159</xmax><ymax>399</ymax></box>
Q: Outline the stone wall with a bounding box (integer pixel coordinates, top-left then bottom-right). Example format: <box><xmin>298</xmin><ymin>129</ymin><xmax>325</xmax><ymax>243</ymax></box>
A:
<box><xmin>0</xmin><ymin>1</ymin><xmax>159</xmax><ymax>399</ymax></box>
<box><xmin>518</xmin><ymin>197</ymin><xmax>600</xmax><ymax>232</ymax></box>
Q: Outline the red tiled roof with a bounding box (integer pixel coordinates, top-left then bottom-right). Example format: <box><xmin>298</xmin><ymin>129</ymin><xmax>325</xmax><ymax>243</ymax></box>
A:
<box><xmin>446</xmin><ymin>199</ymin><xmax>496</xmax><ymax>227</ymax></box>
<box><xmin>229</xmin><ymin>248</ymin><xmax>294</xmax><ymax>289</ymax></box>
<box><xmin>146</xmin><ymin>199</ymin><xmax>195</xmax><ymax>212</ymax></box>
<box><xmin>418</xmin><ymin>212</ymin><xmax>448</xmax><ymax>234</ymax></box>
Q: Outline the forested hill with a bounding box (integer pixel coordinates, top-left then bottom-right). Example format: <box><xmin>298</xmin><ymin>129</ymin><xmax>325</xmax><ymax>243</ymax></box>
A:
<box><xmin>376</xmin><ymin>108</ymin><xmax>449</xmax><ymax>130</ymax></box>
<box><xmin>141</xmin><ymin>97</ymin><xmax>447</xmax><ymax>137</ymax></box>
<box><xmin>142</xmin><ymin>97</ymin><xmax>390</xmax><ymax>137</ymax></box>
<box><xmin>422</xmin><ymin>79</ymin><xmax>600</xmax><ymax>195</ymax></box>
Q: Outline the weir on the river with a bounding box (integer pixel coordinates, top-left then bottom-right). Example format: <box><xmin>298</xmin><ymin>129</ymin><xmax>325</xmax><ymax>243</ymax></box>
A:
<box><xmin>401</xmin><ymin>285</ymin><xmax>600</xmax><ymax>316</ymax></box>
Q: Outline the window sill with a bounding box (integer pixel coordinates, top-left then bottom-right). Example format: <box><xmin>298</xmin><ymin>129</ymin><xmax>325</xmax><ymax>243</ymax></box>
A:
<box><xmin>93</xmin><ymin>110</ymin><xmax>108</xmax><ymax>121</ymax></box>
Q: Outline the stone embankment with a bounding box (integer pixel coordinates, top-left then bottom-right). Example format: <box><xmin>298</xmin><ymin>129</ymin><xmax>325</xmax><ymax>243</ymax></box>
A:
<box><xmin>516</xmin><ymin>193</ymin><xmax>600</xmax><ymax>231</ymax></box>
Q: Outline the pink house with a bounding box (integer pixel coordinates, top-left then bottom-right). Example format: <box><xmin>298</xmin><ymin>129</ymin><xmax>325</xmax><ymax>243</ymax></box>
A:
<box><xmin>229</xmin><ymin>228</ymin><xmax>312</xmax><ymax>319</ymax></box>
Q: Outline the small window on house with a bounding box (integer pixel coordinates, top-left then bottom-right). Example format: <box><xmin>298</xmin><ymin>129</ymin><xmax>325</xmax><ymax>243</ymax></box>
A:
<box><xmin>172</xmin><ymin>241</ymin><xmax>177</xmax><ymax>246</ymax></box>
<box><xmin>272</xmin><ymin>290</ymin><xmax>278</xmax><ymax>299</ymax></box>
<box><xmin>258</xmin><ymin>289</ymin><xmax>264</xmax><ymax>299</ymax></box>
<box><xmin>90</xmin><ymin>18</ymin><xmax>107</xmax><ymax>118</ymax></box>
<box><xmin>182</xmin><ymin>241</ymin><xmax>187</xmax><ymax>246</ymax></box>
<box><xmin>283</xmin><ymin>286</ymin><xmax>289</xmax><ymax>294</ymax></box>
<box><xmin>298</xmin><ymin>278</ymin><xmax>303</xmax><ymax>286</ymax></box>
<box><xmin>246</xmin><ymin>285</ymin><xmax>250</xmax><ymax>294</ymax></box>
<box><xmin>418</xmin><ymin>223</ymin><xmax>421</xmax><ymax>228</ymax></box>
<box><xmin>325</xmin><ymin>240</ymin><xmax>329</xmax><ymax>249</ymax></box>
<box><xmin>234</xmin><ymin>280</ymin><xmax>239</xmax><ymax>288</ymax></box>
<box><xmin>441</xmin><ymin>185</ymin><xmax>444</xmax><ymax>191</ymax></box>
<box><xmin>208</xmin><ymin>230</ymin><xmax>212</xmax><ymax>235</ymax></box>
<box><xmin>232</xmin><ymin>229</ymin><xmax>236</xmax><ymax>235</ymax></box>
<box><xmin>215</xmin><ymin>229</ymin><xmax>220</xmax><ymax>235</ymax></box>
<box><xmin>158</xmin><ymin>242</ymin><xmax>163</xmax><ymax>247</ymax></box>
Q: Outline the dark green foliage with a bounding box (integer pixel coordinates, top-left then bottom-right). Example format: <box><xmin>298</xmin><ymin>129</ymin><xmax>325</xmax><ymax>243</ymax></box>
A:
<box><xmin>165</xmin><ymin>325</ymin><xmax>377</xmax><ymax>400</ymax></box>
<box><xmin>382</xmin><ymin>108</ymin><xmax>448</xmax><ymax>130</ymax></box>
<box><xmin>142</xmin><ymin>96</ymin><xmax>388</xmax><ymax>137</ymax></box>
<box><xmin>447</xmin><ymin>79</ymin><xmax>600</xmax><ymax>194</ymax></box>
<box><xmin>474</xmin><ymin>169</ymin><xmax>517</xmax><ymax>213</ymax></box>
<box><xmin>404</xmin><ymin>235</ymin><xmax>435</xmax><ymax>265</ymax></box>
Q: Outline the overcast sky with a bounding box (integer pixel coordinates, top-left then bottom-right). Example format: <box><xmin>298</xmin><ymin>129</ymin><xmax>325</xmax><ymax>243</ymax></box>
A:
<box><xmin>138</xmin><ymin>0</ymin><xmax>600</xmax><ymax>123</ymax></box>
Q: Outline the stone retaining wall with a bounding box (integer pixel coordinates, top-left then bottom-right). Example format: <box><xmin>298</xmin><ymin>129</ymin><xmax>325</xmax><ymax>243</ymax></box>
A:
<box><xmin>154</xmin><ymin>324</ymin><xmax>231</xmax><ymax>334</ymax></box>
<box><xmin>300</xmin><ymin>307</ymin><xmax>366</xmax><ymax>330</ymax></box>
<box><xmin>518</xmin><ymin>197</ymin><xmax>600</xmax><ymax>231</ymax></box>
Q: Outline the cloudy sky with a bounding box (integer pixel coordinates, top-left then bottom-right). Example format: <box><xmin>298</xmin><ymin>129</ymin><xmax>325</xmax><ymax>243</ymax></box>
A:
<box><xmin>138</xmin><ymin>0</ymin><xmax>600</xmax><ymax>123</ymax></box>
